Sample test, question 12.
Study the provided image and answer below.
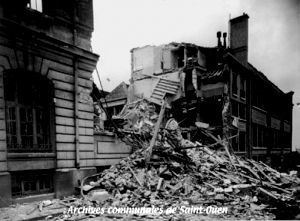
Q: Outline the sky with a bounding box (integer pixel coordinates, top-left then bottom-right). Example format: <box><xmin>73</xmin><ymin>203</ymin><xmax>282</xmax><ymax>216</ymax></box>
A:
<box><xmin>91</xmin><ymin>0</ymin><xmax>300</xmax><ymax>149</ymax></box>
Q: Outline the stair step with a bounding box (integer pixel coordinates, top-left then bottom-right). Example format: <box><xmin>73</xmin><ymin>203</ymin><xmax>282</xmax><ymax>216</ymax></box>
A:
<box><xmin>151</xmin><ymin>94</ymin><xmax>163</xmax><ymax>100</ymax></box>
<box><xmin>159</xmin><ymin>79</ymin><xmax>179</xmax><ymax>86</ymax></box>
<box><xmin>153</xmin><ymin>90</ymin><xmax>165</xmax><ymax>96</ymax></box>
<box><xmin>155</xmin><ymin>87</ymin><xmax>177</xmax><ymax>94</ymax></box>
<box><xmin>156</xmin><ymin>86</ymin><xmax>178</xmax><ymax>94</ymax></box>
<box><xmin>157</xmin><ymin>82</ymin><xmax>179</xmax><ymax>89</ymax></box>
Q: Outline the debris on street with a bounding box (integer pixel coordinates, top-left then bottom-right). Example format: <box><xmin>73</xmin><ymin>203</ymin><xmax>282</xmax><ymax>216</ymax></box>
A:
<box><xmin>3</xmin><ymin>99</ymin><xmax>299</xmax><ymax>221</ymax></box>
<box><xmin>62</xmin><ymin>99</ymin><xmax>300</xmax><ymax>220</ymax></box>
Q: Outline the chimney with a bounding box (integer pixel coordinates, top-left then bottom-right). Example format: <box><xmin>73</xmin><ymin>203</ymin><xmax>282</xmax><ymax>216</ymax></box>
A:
<box><xmin>217</xmin><ymin>31</ymin><xmax>222</xmax><ymax>47</ymax></box>
<box><xmin>223</xmin><ymin>32</ymin><xmax>227</xmax><ymax>48</ymax></box>
<box><xmin>229</xmin><ymin>13</ymin><xmax>249</xmax><ymax>65</ymax></box>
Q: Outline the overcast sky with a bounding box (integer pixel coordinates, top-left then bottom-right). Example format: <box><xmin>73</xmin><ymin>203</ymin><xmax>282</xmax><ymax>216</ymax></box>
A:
<box><xmin>91</xmin><ymin>0</ymin><xmax>300</xmax><ymax>149</ymax></box>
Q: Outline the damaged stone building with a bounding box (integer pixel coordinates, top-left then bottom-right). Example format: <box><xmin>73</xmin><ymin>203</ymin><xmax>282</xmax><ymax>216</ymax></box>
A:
<box><xmin>129</xmin><ymin>14</ymin><xmax>293</xmax><ymax>165</ymax></box>
<box><xmin>0</xmin><ymin>0</ymin><xmax>100</xmax><ymax>205</ymax></box>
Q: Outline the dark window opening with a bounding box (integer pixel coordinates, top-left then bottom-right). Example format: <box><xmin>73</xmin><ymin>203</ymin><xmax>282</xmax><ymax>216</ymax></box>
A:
<box><xmin>239</xmin><ymin>103</ymin><xmax>246</xmax><ymax>119</ymax></box>
<box><xmin>252</xmin><ymin>84</ymin><xmax>266</xmax><ymax>110</ymax></box>
<box><xmin>252</xmin><ymin>88</ymin><xmax>258</xmax><ymax>107</ymax></box>
<box><xmin>4</xmin><ymin>71</ymin><xmax>54</xmax><ymax>152</ymax></box>
<box><xmin>240</xmin><ymin>76</ymin><xmax>246</xmax><ymax>99</ymax></box>
<box><xmin>198</xmin><ymin>96</ymin><xmax>223</xmax><ymax>127</ymax></box>
<box><xmin>176</xmin><ymin>47</ymin><xmax>185</xmax><ymax>68</ymax></box>
<box><xmin>232</xmin><ymin>136</ymin><xmax>238</xmax><ymax>151</ymax></box>
<box><xmin>184</xmin><ymin>69</ymin><xmax>196</xmax><ymax>95</ymax></box>
<box><xmin>239</xmin><ymin>131</ymin><xmax>246</xmax><ymax>152</ymax></box>
<box><xmin>231</xmin><ymin>100</ymin><xmax>238</xmax><ymax>117</ymax></box>
<box><xmin>232</xmin><ymin>72</ymin><xmax>238</xmax><ymax>96</ymax></box>
<box><xmin>232</xmin><ymin>131</ymin><xmax>246</xmax><ymax>152</ymax></box>
<box><xmin>280</xmin><ymin>132</ymin><xmax>290</xmax><ymax>149</ymax></box>
<box><xmin>186</xmin><ymin>47</ymin><xmax>198</xmax><ymax>66</ymax></box>
<box><xmin>231</xmin><ymin>100</ymin><xmax>246</xmax><ymax>120</ymax></box>
<box><xmin>252</xmin><ymin>123</ymin><xmax>267</xmax><ymax>148</ymax></box>
<box><xmin>253</xmin><ymin>124</ymin><xmax>257</xmax><ymax>147</ymax></box>
<box><xmin>11</xmin><ymin>170</ymin><xmax>54</xmax><ymax>198</ymax></box>
<box><xmin>271</xmin><ymin>129</ymin><xmax>279</xmax><ymax>149</ymax></box>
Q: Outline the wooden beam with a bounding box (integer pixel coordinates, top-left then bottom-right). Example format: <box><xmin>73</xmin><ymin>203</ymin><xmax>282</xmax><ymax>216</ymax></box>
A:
<box><xmin>145</xmin><ymin>99</ymin><xmax>166</xmax><ymax>163</ymax></box>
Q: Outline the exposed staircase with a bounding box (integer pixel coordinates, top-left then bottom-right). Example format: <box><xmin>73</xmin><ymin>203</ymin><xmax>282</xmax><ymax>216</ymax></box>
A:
<box><xmin>149</xmin><ymin>78</ymin><xmax>180</xmax><ymax>105</ymax></box>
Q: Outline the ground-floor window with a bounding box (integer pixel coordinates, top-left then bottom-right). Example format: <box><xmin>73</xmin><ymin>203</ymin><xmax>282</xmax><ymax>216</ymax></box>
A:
<box><xmin>232</xmin><ymin>131</ymin><xmax>246</xmax><ymax>152</ymax></box>
<box><xmin>270</xmin><ymin>129</ymin><xmax>279</xmax><ymax>149</ymax></box>
<box><xmin>4</xmin><ymin>71</ymin><xmax>54</xmax><ymax>152</ymax></box>
<box><xmin>11</xmin><ymin>170</ymin><xmax>54</xmax><ymax>197</ymax></box>
<box><xmin>252</xmin><ymin>123</ymin><xmax>267</xmax><ymax>148</ymax></box>
<box><xmin>280</xmin><ymin>132</ymin><xmax>291</xmax><ymax>149</ymax></box>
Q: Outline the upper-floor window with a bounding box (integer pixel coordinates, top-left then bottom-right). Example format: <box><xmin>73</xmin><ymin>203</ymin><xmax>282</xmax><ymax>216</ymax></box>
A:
<box><xmin>27</xmin><ymin>0</ymin><xmax>43</xmax><ymax>13</ymax></box>
<box><xmin>232</xmin><ymin>72</ymin><xmax>246</xmax><ymax>100</ymax></box>
<box><xmin>240</xmin><ymin>76</ymin><xmax>246</xmax><ymax>99</ymax></box>
<box><xmin>270</xmin><ymin>129</ymin><xmax>279</xmax><ymax>149</ymax></box>
<box><xmin>4</xmin><ymin>71</ymin><xmax>54</xmax><ymax>152</ymax></box>
<box><xmin>252</xmin><ymin>123</ymin><xmax>267</xmax><ymax>148</ymax></box>
<box><xmin>232</xmin><ymin>72</ymin><xmax>238</xmax><ymax>96</ymax></box>
<box><xmin>231</xmin><ymin>100</ymin><xmax>246</xmax><ymax>120</ymax></box>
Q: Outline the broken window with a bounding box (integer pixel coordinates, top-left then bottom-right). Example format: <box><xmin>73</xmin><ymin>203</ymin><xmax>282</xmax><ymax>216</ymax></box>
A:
<box><xmin>27</xmin><ymin>0</ymin><xmax>43</xmax><ymax>12</ymax></box>
<box><xmin>4</xmin><ymin>71</ymin><xmax>53</xmax><ymax>152</ymax></box>
<box><xmin>11</xmin><ymin>170</ymin><xmax>54</xmax><ymax>197</ymax></box>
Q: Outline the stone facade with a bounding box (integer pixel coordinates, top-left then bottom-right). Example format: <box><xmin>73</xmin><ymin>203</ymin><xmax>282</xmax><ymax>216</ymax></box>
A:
<box><xmin>0</xmin><ymin>0</ymin><xmax>98</xmax><ymax>206</ymax></box>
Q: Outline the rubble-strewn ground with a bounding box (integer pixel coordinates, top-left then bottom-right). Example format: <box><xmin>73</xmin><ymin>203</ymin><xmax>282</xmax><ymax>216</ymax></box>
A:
<box><xmin>1</xmin><ymin>99</ymin><xmax>299</xmax><ymax>220</ymax></box>
<box><xmin>0</xmin><ymin>199</ymin><xmax>65</xmax><ymax>221</ymax></box>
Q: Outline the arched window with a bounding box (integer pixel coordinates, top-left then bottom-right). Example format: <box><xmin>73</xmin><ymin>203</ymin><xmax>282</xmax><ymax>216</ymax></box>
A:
<box><xmin>4</xmin><ymin>71</ymin><xmax>54</xmax><ymax>152</ymax></box>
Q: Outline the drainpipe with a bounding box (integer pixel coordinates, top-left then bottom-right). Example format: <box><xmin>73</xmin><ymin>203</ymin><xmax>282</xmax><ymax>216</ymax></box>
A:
<box><xmin>74</xmin><ymin>58</ymin><xmax>80</xmax><ymax>168</ymax></box>
<box><xmin>73</xmin><ymin>2</ymin><xmax>80</xmax><ymax>168</ymax></box>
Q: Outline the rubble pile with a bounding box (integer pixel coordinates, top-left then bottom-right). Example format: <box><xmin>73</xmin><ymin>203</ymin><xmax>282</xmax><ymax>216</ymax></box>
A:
<box><xmin>81</xmin><ymin>136</ymin><xmax>299</xmax><ymax>220</ymax></box>
<box><xmin>114</xmin><ymin>99</ymin><xmax>158</xmax><ymax>134</ymax></box>
<box><xmin>63</xmin><ymin>100</ymin><xmax>300</xmax><ymax>220</ymax></box>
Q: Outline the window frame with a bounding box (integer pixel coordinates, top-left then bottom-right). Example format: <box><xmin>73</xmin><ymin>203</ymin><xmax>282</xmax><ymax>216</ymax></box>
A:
<box><xmin>252</xmin><ymin>123</ymin><xmax>267</xmax><ymax>149</ymax></box>
<box><xmin>11</xmin><ymin>170</ymin><xmax>54</xmax><ymax>198</ymax></box>
<box><xmin>4</xmin><ymin>71</ymin><xmax>55</xmax><ymax>153</ymax></box>
<box><xmin>232</xmin><ymin>72</ymin><xmax>238</xmax><ymax>97</ymax></box>
<box><xmin>240</xmin><ymin>75</ymin><xmax>246</xmax><ymax>100</ymax></box>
